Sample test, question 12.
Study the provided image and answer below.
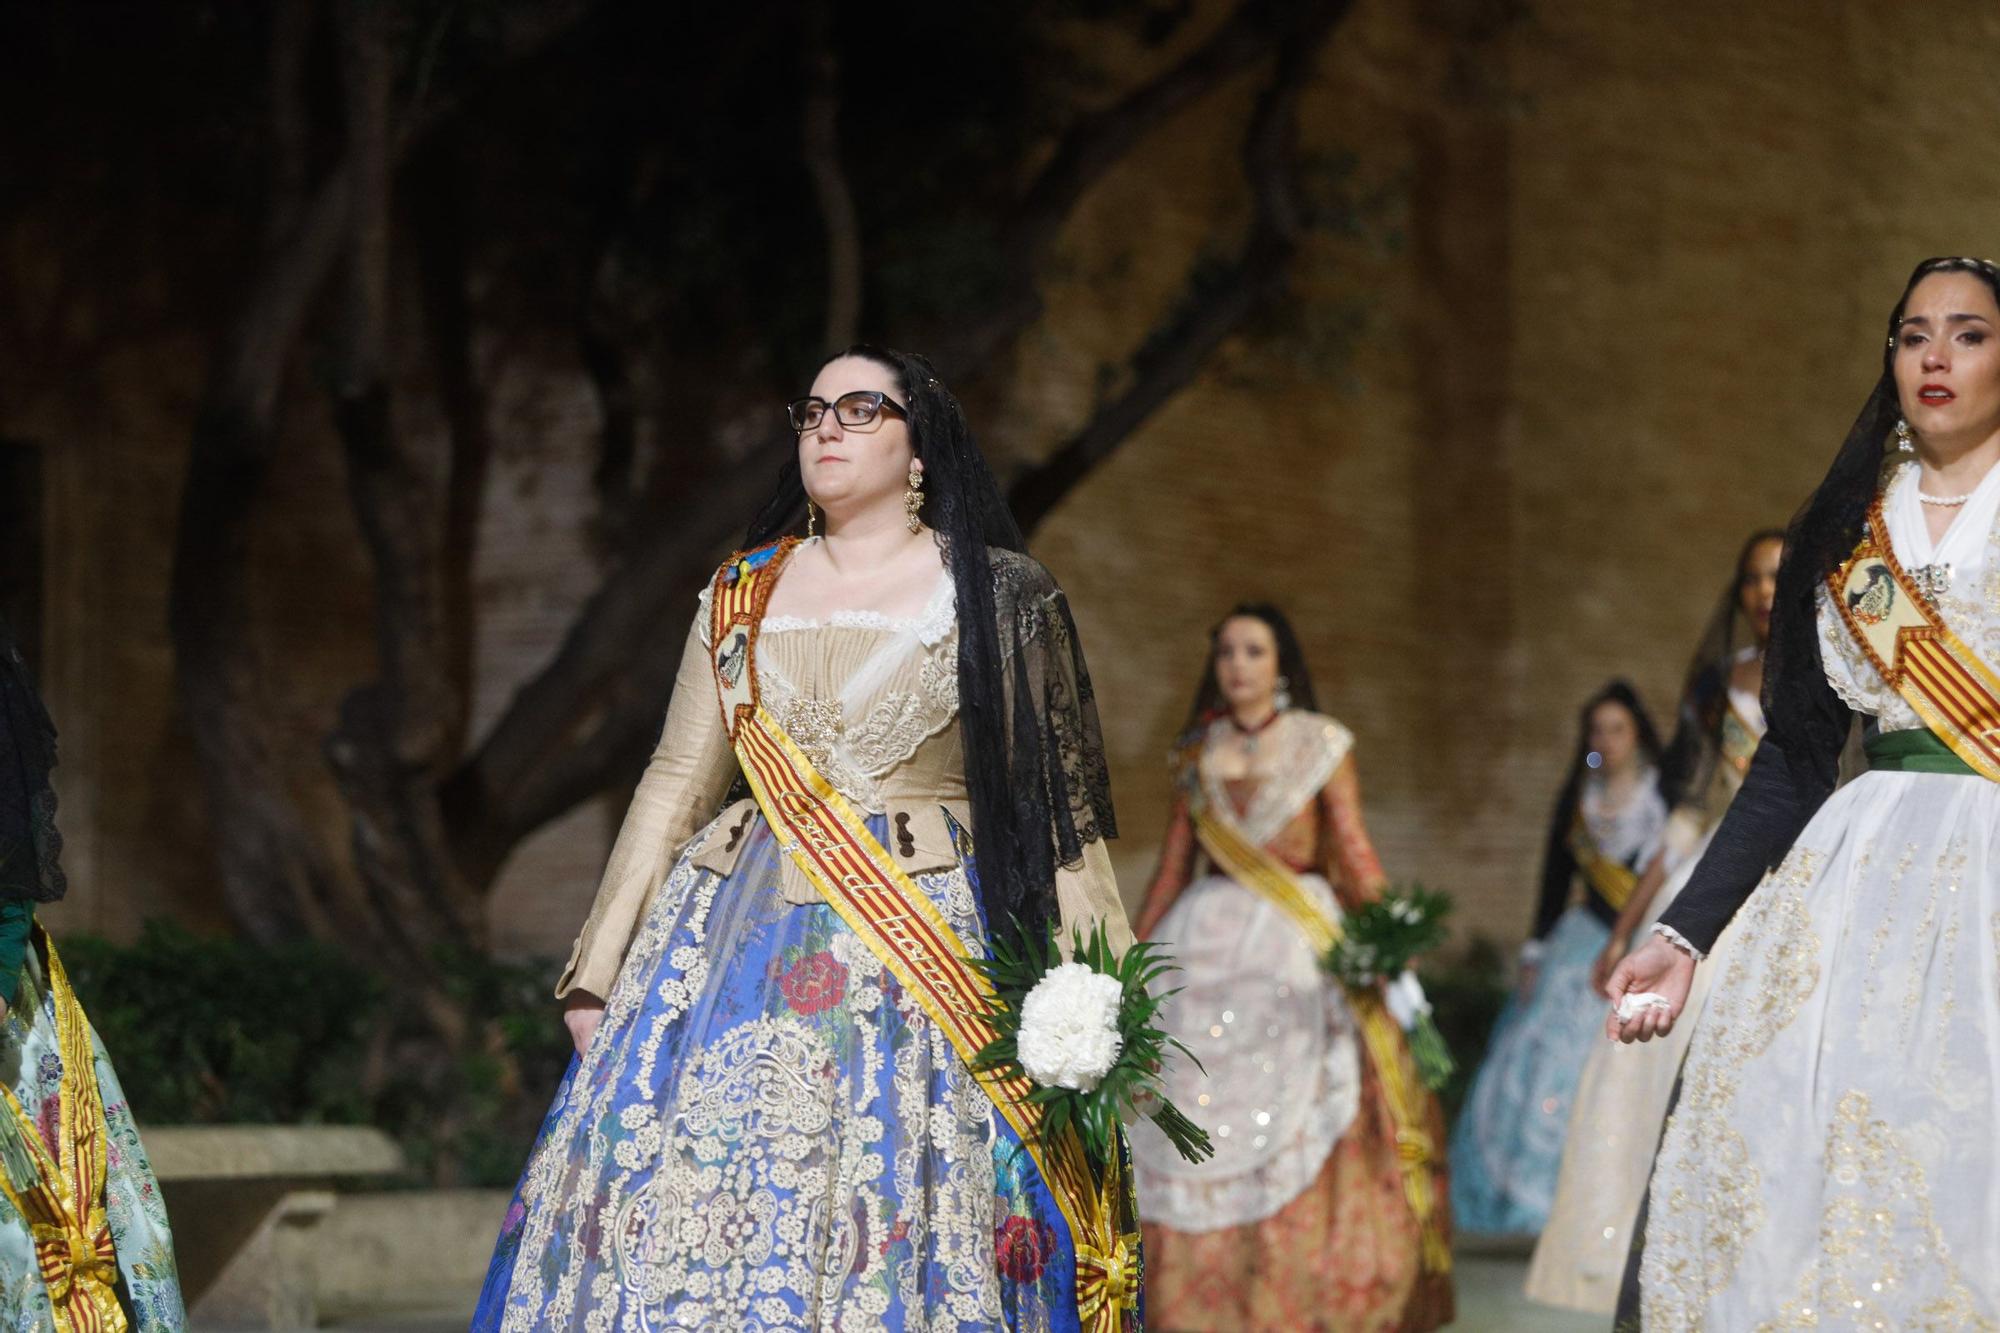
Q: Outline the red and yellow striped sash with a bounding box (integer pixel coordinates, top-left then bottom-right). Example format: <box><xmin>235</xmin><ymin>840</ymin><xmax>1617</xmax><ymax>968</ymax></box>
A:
<box><xmin>1832</xmin><ymin>498</ymin><xmax>2000</xmax><ymax>782</ymax></box>
<box><xmin>0</xmin><ymin>931</ymin><xmax>124</xmax><ymax>1333</ymax></box>
<box><xmin>709</xmin><ymin>546</ymin><xmax>1137</xmax><ymax>1330</ymax></box>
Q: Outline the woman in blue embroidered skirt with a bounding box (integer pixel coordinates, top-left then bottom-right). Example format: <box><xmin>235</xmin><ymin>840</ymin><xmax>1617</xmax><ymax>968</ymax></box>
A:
<box><xmin>1447</xmin><ymin>681</ymin><xmax>1667</xmax><ymax>1237</ymax></box>
<box><xmin>474</xmin><ymin>346</ymin><xmax>1138</xmax><ymax>1331</ymax></box>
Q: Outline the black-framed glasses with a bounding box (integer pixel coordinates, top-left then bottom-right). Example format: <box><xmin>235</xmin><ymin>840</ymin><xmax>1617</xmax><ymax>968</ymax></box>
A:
<box><xmin>787</xmin><ymin>390</ymin><xmax>908</xmax><ymax>433</ymax></box>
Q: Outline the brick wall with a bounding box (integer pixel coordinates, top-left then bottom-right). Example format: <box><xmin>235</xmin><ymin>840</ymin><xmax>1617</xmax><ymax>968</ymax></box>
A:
<box><xmin>22</xmin><ymin>1</ymin><xmax>2000</xmax><ymax>959</ymax></box>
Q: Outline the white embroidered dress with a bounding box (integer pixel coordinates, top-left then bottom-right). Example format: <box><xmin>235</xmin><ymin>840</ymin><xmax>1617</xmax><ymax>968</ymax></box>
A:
<box><xmin>1639</xmin><ymin>460</ymin><xmax>2000</xmax><ymax>1329</ymax></box>
<box><xmin>1129</xmin><ymin>713</ymin><xmax>1363</xmax><ymax>1231</ymax></box>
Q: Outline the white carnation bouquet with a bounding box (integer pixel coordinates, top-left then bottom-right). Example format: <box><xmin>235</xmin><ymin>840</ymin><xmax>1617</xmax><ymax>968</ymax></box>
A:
<box><xmin>974</xmin><ymin>922</ymin><xmax>1213</xmax><ymax>1168</ymax></box>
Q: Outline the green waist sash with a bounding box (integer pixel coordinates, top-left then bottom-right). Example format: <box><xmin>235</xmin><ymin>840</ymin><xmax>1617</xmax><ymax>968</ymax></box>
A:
<box><xmin>1866</xmin><ymin>728</ymin><xmax>1980</xmax><ymax>776</ymax></box>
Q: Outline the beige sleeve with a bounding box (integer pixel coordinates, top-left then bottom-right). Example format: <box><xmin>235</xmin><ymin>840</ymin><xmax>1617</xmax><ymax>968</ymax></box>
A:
<box><xmin>1054</xmin><ymin>838</ymin><xmax>1135</xmax><ymax>956</ymax></box>
<box><xmin>555</xmin><ymin>616</ymin><xmax>738</xmax><ymax>1000</ymax></box>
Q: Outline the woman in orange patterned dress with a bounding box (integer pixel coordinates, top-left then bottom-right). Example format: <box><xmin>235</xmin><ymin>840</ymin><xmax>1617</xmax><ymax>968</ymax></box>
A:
<box><xmin>1129</xmin><ymin>604</ymin><xmax>1452</xmax><ymax>1332</ymax></box>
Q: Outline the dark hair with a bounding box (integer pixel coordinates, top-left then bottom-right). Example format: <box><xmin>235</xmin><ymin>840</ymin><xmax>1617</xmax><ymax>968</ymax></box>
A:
<box><xmin>1580</xmin><ymin>679</ymin><xmax>1662</xmax><ymax>767</ymax></box>
<box><xmin>1732</xmin><ymin>528</ymin><xmax>1789</xmax><ymax>603</ymax></box>
<box><xmin>1767</xmin><ymin>256</ymin><xmax>2000</xmax><ymax>786</ymax></box>
<box><xmin>1544</xmin><ymin>678</ymin><xmax>1662</xmax><ymax>848</ymax></box>
<box><xmin>1181</xmin><ymin>602</ymin><xmax>1319</xmax><ymax>732</ymax></box>
<box><xmin>1531</xmin><ymin>680</ymin><xmax>1663</xmax><ymax>936</ymax></box>
<box><xmin>1658</xmin><ymin>527</ymin><xmax>1785</xmax><ymax>806</ymax></box>
<box><xmin>744</xmin><ymin>344</ymin><xmax>1056</xmax><ymax>939</ymax></box>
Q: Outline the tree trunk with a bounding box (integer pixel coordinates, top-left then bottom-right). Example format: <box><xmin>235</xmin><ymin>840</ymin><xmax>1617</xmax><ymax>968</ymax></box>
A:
<box><xmin>323</xmin><ymin>0</ymin><xmax>483</xmax><ymax>962</ymax></box>
<box><xmin>169</xmin><ymin>0</ymin><xmax>594</xmax><ymax>946</ymax></box>
<box><xmin>168</xmin><ymin>0</ymin><xmax>350</xmax><ymax>942</ymax></box>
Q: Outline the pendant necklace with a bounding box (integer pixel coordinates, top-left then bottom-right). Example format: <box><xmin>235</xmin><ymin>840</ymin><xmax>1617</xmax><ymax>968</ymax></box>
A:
<box><xmin>1912</xmin><ymin>470</ymin><xmax>1967</xmax><ymax>602</ymax></box>
<box><xmin>1229</xmin><ymin>708</ymin><xmax>1282</xmax><ymax>757</ymax></box>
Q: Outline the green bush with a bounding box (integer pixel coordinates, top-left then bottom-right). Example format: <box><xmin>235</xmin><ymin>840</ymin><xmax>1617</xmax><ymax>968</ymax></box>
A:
<box><xmin>56</xmin><ymin>922</ymin><xmax>572</xmax><ymax>1188</ymax></box>
<box><xmin>59</xmin><ymin>920</ymin><xmax>383</xmax><ymax>1125</ymax></box>
<box><xmin>367</xmin><ymin>946</ymin><xmax>574</xmax><ymax>1187</ymax></box>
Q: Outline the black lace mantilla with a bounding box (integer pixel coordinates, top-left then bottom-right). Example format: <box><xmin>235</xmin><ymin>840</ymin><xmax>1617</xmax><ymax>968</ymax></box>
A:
<box><xmin>0</xmin><ymin>621</ymin><xmax>66</xmax><ymax>904</ymax></box>
<box><xmin>988</xmin><ymin>549</ymin><xmax>1117</xmax><ymax>866</ymax></box>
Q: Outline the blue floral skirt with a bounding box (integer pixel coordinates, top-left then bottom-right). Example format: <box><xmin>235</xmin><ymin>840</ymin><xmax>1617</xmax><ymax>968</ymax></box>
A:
<box><xmin>1447</xmin><ymin>906</ymin><xmax>1610</xmax><ymax>1237</ymax></box>
<box><xmin>475</xmin><ymin>808</ymin><xmax>1134</xmax><ymax>1332</ymax></box>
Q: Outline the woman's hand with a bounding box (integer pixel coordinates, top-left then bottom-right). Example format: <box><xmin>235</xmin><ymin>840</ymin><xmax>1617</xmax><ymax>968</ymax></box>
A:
<box><xmin>563</xmin><ymin>991</ymin><xmax>606</xmax><ymax>1057</ymax></box>
<box><xmin>1514</xmin><ymin>958</ymin><xmax>1541</xmax><ymax>1003</ymax></box>
<box><xmin>1603</xmin><ymin>935</ymin><xmax>1697</xmax><ymax>1044</ymax></box>
<box><xmin>1590</xmin><ymin>933</ymin><xmax>1630</xmax><ymax>999</ymax></box>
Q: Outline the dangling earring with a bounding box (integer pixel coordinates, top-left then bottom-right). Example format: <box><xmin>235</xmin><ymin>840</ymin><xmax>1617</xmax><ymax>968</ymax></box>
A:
<box><xmin>806</xmin><ymin>500</ymin><xmax>819</xmax><ymax>538</ymax></box>
<box><xmin>904</xmin><ymin>463</ymin><xmax>925</xmax><ymax>534</ymax></box>
<box><xmin>1895</xmin><ymin>418</ymin><xmax>1916</xmax><ymax>453</ymax></box>
<box><xmin>1274</xmin><ymin>675</ymin><xmax>1292</xmax><ymax>713</ymax></box>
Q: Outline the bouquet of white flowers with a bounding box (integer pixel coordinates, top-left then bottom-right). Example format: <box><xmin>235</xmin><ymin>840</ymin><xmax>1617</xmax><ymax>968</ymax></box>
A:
<box><xmin>974</xmin><ymin>922</ymin><xmax>1213</xmax><ymax>1169</ymax></box>
<box><xmin>1322</xmin><ymin>885</ymin><xmax>1456</xmax><ymax>1090</ymax></box>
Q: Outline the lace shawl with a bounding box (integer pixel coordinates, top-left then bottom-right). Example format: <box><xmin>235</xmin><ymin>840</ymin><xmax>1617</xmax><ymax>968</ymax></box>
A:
<box><xmin>0</xmin><ymin>622</ymin><xmax>65</xmax><ymax>903</ymax></box>
<box><xmin>988</xmin><ymin>549</ymin><xmax>1117</xmax><ymax>872</ymax></box>
<box><xmin>1191</xmin><ymin>711</ymin><xmax>1351</xmax><ymax>846</ymax></box>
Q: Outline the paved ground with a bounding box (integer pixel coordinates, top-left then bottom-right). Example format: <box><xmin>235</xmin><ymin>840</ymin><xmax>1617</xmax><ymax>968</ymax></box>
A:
<box><xmin>1453</xmin><ymin>1249</ymin><xmax>1607</xmax><ymax>1332</ymax></box>
<box><xmin>312</xmin><ymin>1248</ymin><xmax>1610</xmax><ymax>1331</ymax></box>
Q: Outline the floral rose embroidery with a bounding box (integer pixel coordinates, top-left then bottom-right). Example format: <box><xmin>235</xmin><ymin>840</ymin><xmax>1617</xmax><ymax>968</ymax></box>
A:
<box><xmin>995</xmin><ymin>1214</ymin><xmax>1057</xmax><ymax>1282</ymax></box>
<box><xmin>877</xmin><ymin>1216</ymin><xmax>910</xmax><ymax>1256</ymax></box>
<box><xmin>778</xmin><ymin>951</ymin><xmax>847</xmax><ymax>1016</ymax></box>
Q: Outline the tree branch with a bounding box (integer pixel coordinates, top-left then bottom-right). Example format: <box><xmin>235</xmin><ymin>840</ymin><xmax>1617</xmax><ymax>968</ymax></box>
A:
<box><xmin>407</xmin><ymin>137</ymin><xmax>492</xmax><ymax>724</ymax></box>
<box><xmin>441</xmin><ymin>433</ymin><xmax>784</xmax><ymax>885</ymax></box>
<box><xmin>169</xmin><ymin>0</ymin><xmax>597</xmax><ymax>943</ymax></box>
<box><xmin>575</xmin><ymin>147</ymin><xmax>659</xmax><ymax>534</ymax></box>
<box><xmin>932</xmin><ymin>0</ymin><xmax>1328</xmax><ymax>375</ymax></box>
<box><xmin>1007</xmin><ymin>0</ymin><xmax>1345</xmax><ymax>533</ymax></box>
<box><xmin>267</xmin><ymin>0</ymin><xmax>318</xmax><ymax>241</ymax></box>
<box><xmin>169</xmin><ymin>7</ymin><xmax>351</xmax><ymax>944</ymax></box>
<box><xmin>1007</xmin><ymin>0</ymin><xmax>1309</xmax><ymax>269</ymax></box>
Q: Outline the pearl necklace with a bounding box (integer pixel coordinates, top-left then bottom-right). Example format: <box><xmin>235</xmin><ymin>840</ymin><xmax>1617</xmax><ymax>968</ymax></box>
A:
<box><xmin>1919</xmin><ymin>489</ymin><xmax>1975</xmax><ymax>507</ymax></box>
